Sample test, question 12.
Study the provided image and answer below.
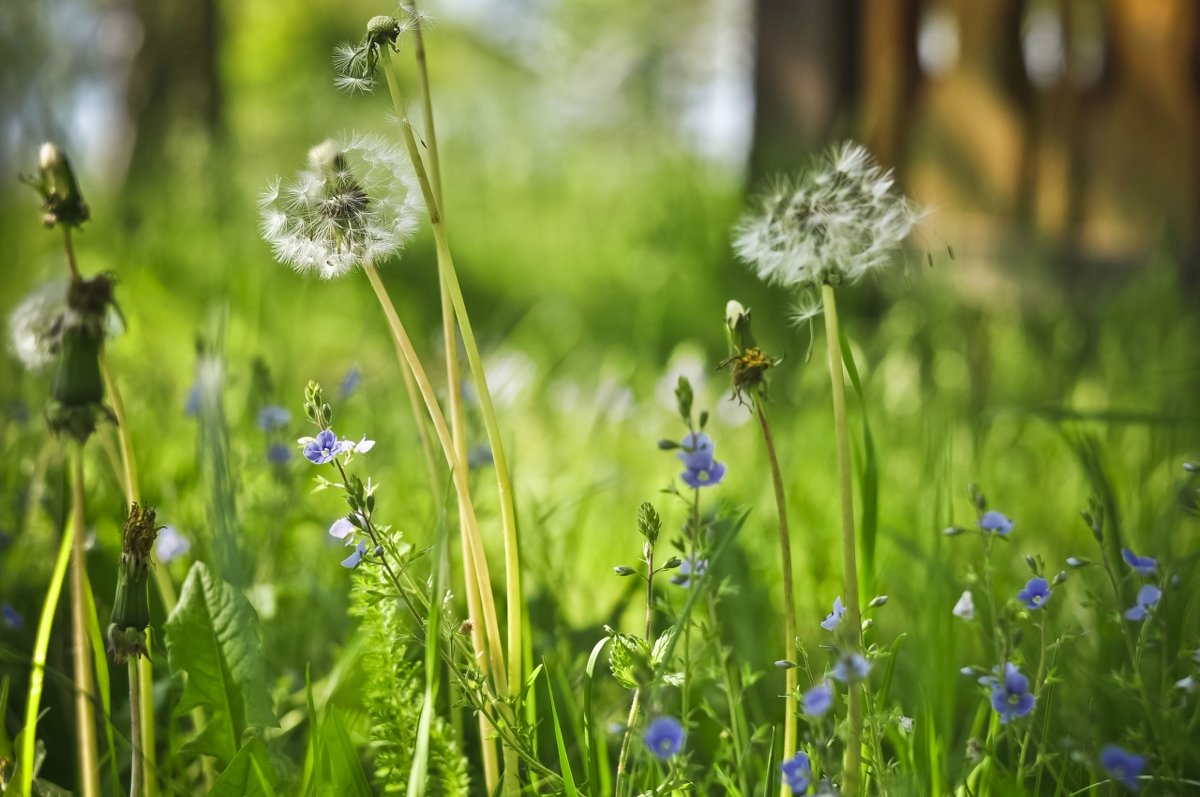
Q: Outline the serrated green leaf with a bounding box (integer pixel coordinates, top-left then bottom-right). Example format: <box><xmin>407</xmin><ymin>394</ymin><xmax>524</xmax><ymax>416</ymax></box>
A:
<box><xmin>209</xmin><ymin>737</ymin><xmax>277</xmax><ymax>797</ymax></box>
<box><xmin>165</xmin><ymin>562</ymin><xmax>276</xmax><ymax>764</ymax></box>
<box><xmin>650</xmin><ymin>625</ymin><xmax>677</xmax><ymax>667</ymax></box>
<box><xmin>607</xmin><ymin>633</ymin><xmax>650</xmax><ymax>690</ymax></box>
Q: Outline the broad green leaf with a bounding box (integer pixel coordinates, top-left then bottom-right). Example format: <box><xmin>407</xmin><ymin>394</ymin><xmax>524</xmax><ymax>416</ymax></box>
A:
<box><xmin>165</xmin><ymin>562</ymin><xmax>276</xmax><ymax>764</ymax></box>
<box><xmin>209</xmin><ymin>737</ymin><xmax>278</xmax><ymax>797</ymax></box>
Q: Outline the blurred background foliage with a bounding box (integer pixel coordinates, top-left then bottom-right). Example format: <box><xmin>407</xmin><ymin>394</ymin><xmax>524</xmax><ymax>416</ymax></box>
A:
<box><xmin>1</xmin><ymin>0</ymin><xmax>1199</xmax><ymax>790</ymax></box>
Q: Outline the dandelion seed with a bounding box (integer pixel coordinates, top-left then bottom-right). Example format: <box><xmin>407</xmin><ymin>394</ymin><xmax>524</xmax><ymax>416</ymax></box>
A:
<box><xmin>257</xmin><ymin>405</ymin><xmax>291</xmax><ymax>432</ymax></box>
<box><xmin>156</xmin><ymin>526</ymin><xmax>190</xmax><ymax>564</ymax></box>
<box><xmin>7</xmin><ymin>280</ymin><xmax>69</xmax><ymax>369</ymax></box>
<box><xmin>802</xmin><ymin>681</ymin><xmax>833</xmax><ymax>717</ymax></box>
<box><xmin>643</xmin><ymin>716</ymin><xmax>685</xmax><ymax>759</ymax></box>
<box><xmin>1017</xmin><ymin>577</ymin><xmax>1052</xmax><ymax>611</ymax></box>
<box><xmin>1123</xmin><ymin>584</ymin><xmax>1161</xmax><ymax>622</ymax></box>
<box><xmin>2</xmin><ymin>603</ymin><xmax>23</xmax><ymax>630</ymax></box>
<box><xmin>341</xmin><ymin>540</ymin><xmax>367</xmax><ymax>569</ymax></box>
<box><xmin>821</xmin><ymin>596</ymin><xmax>846</xmax><ymax>631</ymax></box>
<box><xmin>983</xmin><ymin>662</ymin><xmax>1035</xmax><ymax>724</ymax></box>
<box><xmin>953</xmin><ymin>590</ymin><xmax>975</xmax><ymax>620</ymax></box>
<box><xmin>780</xmin><ymin>751</ymin><xmax>813</xmax><ymax>794</ymax></box>
<box><xmin>831</xmin><ymin>652</ymin><xmax>870</xmax><ymax>683</ymax></box>
<box><xmin>302</xmin><ymin>429</ymin><xmax>343</xmax><ymax>465</ymax></box>
<box><xmin>1120</xmin><ymin>548</ymin><xmax>1157</xmax><ymax>577</ymax></box>
<box><xmin>670</xmin><ymin>557</ymin><xmax>708</xmax><ymax>588</ymax></box>
<box><xmin>980</xmin><ymin>510</ymin><xmax>1013</xmax><ymax>536</ymax></box>
<box><xmin>259</xmin><ymin>134</ymin><xmax>422</xmax><ymax>280</ymax></box>
<box><xmin>1100</xmin><ymin>745</ymin><xmax>1145</xmax><ymax>791</ymax></box>
<box><xmin>734</xmin><ymin>142</ymin><xmax>922</xmax><ymax>319</ymax></box>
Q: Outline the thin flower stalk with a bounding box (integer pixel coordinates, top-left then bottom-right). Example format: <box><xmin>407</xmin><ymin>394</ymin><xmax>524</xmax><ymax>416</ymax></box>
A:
<box><xmin>70</xmin><ymin>444</ymin><xmax>101</xmax><ymax>797</ymax></box>
<box><xmin>821</xmin><ymin>282</ymin><xmax>864</xmax><ymax>797</ymax></box>
<box><xmin>614</xmin><ymin>543</ymin><xmax>654</xmax><ymax>794</ymax></box>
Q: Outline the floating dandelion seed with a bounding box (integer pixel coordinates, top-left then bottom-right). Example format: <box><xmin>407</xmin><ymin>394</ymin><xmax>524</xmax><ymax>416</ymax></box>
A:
<box><xmin>734</xmin><ymin>142</ymin><xmax>922</xmax><ymax>320</ymax></box>
<box><xmin>259</xmin><ymin>134</ymin><xmax>422</xmax><ymax>280</ymax></box>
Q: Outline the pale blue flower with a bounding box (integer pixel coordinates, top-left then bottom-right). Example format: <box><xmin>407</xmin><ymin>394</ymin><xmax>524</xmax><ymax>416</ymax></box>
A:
<box><xmin>2</xmin><ymin>603</ymin><xmax>22</xmax><ymax>630</ymax></box>
<box><xmin>1017</xmin><ymin>577</ymin><xmax>1052</xmax><ymax>610</ymax></box>
<box><xmin>341</xmin><ymin>541</ymin><xmax>367</xmax><ymax>569</ymax></box>
<box><xmin>303</xmin><ymin>429</ymin><xmax>343</xmax><ymax>464</ymax></box>
<box><xmin>1123</xmin><ymin>585</ymin><xmax>1161</xmax><ymax>621</ymax></box>
<box><xmin>780</xmin><ymin>751</ymin><xmax>812</xmax><ymax>794</ymax></box>
<box><xmin>257</xmin><ymin>405</ymin><xmax>291</xmax><ymax>431</ymax></box>
<box><xmin>831</xmin><ymin>653</ymin><xmax>870</xmax><ymax>683</ymax></box>
<box><xmin>643</xmin><ymin>716</ymin><xmax>685</xmax><ymax>759</ymax></box>
<box><xmin>802</xmin><ymin>682</ymin><xmax>833</xmax><ymax>716</ymax></box>
<box><xmin>156</xmin><ymin>526</ymin><xmax>190</xmax><ymax>563</ymax></box>
<box><xmin>1100</xmin><ymin>745</ymin><xmax>1145</xmax><ymax>791</ymax></box>
<box><xmin>821</xmin><ymin>596</ymin><xmax>845</xmax><ymax>631</ymax></box>
<box><xmin>983</xmin><ymin>662</ymin><xmax>1035</xmax><ymax>724</ymax></box>
<box><xmin>980</xmin><ymin>510</ymin><xmax>1013</xmax><ymax>536</ymax></box>
<box><xmin>1121</xmin><ymin>548</ymin><xmax>1157</xmax><ymax>577</ymax></box>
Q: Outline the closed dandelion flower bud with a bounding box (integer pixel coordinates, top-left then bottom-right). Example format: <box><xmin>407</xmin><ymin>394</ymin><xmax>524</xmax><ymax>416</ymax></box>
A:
<box><xmin>20</xmin><ymin>142</ymin><xmax>90</xmax><ymax>228</ymax></box>
<box><xmin>259</xmin><ymin>133</ymin><xmax>423</xmax><ymax>280</ymax></box>
<box><xmin>109</xmin><ymin>503</ymin><xmax>163</xmax><ymax>662</ymax></box>
<box><xmin>45</xmin><ymin>275</ymin><xmax>118</xmax><ymax>442</ymax></box>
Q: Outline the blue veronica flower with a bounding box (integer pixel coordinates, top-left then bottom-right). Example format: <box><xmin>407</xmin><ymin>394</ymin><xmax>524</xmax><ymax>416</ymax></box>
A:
<box><xmin>2</xmin><ymin>603</ymin><xmax>23</xmax><ymax>630</ymax></box>
<box><xmin>1123</xmin><ymin>584</ymin><xmax>1161</xmax><ymax>621</ymax></box>
<box><xmin>984</xmin><ymin>662</ymin><xmax>1035</xmax><ymax>724</ymax></box>
<box><xmin>339</xmin><ymin>366</ymin><xmax>362</xmax><ymax>398</ymax></box>
<box><xmin>681</xmin><ymin>460</ymin><xmax>726</xmax><ymax>489</ymax></box>
<box><xmin>303</xmin><ymin>429</ymin><xmax>343</xmax><ymax>464</ymax></box>
<box><xmin>156</xmin><ymin>526</ymin><xmax>190</xmax><ymax>563</ymax></box>
<box><xmin>184</xmin><ymin>384</ymin><xmax>201</xmax><ymax>417</ymax></box>
<box><xmin>1017</xmin><ymin>577</ymin><xmax>1052</xmax><ymax>610</ymax></box>
<box><xmin>670</xmin><ymin>557</ymin><xmax>708</xmax><ymax>588</ymax></box>
<box><xmin>468</xmin><ymin>444</ymin><xmax>493</xmax><ymax>469</ymax></box>
<box><xmin>1121</xmin><ymin>548</ymin><xmax>1157</xmax><ymax>577</ymax></box>
<box><xmin>979</xmin><ymin>510</ymin><xmax>1013</xmax><ymax>536</ymax></box>
<box><xmin>266</xmin><ymin>443</ymin><xmax>292</xmax><ymax>464</ymax></box>
<box><xmin>643</xmin><ymin>716</ymin><xmax>685</xmax><ymax>759</ymax></box>
<box><xmin>257</xmin><ymin>405</ymin><xmax>292</xmax><ymax>432</ymax></box>
<box><xmin>329</xmin><ymin>516</ymin><xmax>358</xmax><ymax>541</ymax></box>
<box><xmin>780</xmin><ymin>751</ymin><xmax>813</xmax><ymax>794</ymax></box>
<box><xmin>341</xmin><ymin>541</ymin><xmax>367</xmax><ymax>569</ymax></box>
<box><xmin>821</xmin><ymin>596</ymin><xmax>846</xmax><ymax>631</ymax></box>
<box><xmin>831</xmin><ymin>652</ymin><xmax>870</xmax><ymax>683</ymax></box>
<box><xmin>676</xmin><ymin>432</ymin><xmax>715</xmax><ymax>471</ymax></box>
<box><xmin>802</xmin><ymin>681</ymin><xmax>833</xmax><ymax>717</ymax></box>
<box><xmin>1100</xmin><ymin>745</ymin><xmax>1145</xmax><ymax>791</ymax></box>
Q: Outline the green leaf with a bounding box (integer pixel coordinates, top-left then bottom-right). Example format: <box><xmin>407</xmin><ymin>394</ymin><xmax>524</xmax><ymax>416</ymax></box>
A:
<box><xmin>209</xmin><ymin>737</ymin><xmax>278</xmax><ymax>797</ymax></box>
<box><xmin>542</xmin><ymin>660</ymin><xmax>578</xmax><ymax>796</ymax></box>
<box><xmin>607</xmin><ymin>632</ymin><xmax>649</xmax><ymax>690</ymax></box>
<box><xmin>165</xmin><ymin>562</ymin><xmax>276</xmax><ymax>764</ymax></box>
<box><xmin>324</xmin><ymin>708</ymin><xmax>372</xmax><ymax>797</ymax></box>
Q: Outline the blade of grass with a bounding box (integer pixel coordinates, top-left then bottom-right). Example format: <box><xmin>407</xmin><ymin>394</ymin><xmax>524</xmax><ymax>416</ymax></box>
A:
<box><xmin>408</xmin><ymin>507</ymin><xmax>448</xmax><ymax>797</ymax></box>
<box><xmin>838</xmin><ymin>329</ymin><xmax>878</xmax><ymax>595</ymax></box>
<box><xmin>583</xmin><ymin>636</ymin><xmax>610</xmax><ymax>796</ymax></box>
<box><xmin>81</xmin><ymin>577</ymin><xmax>121</xmax><ymax>797</ymax></box>
<box><xmin>542</xmin><ymin>660</ymin><xmax>578</xmax><ymax>796</ymax></box>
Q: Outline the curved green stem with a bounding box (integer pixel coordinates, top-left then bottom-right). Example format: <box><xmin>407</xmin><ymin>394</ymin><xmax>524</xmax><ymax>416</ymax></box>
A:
<box><xmin>69</xmin><ymin>445</ymin><xmax>101</xmax><ymax>797</ymax></box>
<box><xmin>821</xmin><ymin>283</ymin><xmax>863</xmax><ymax>797</ymax></box>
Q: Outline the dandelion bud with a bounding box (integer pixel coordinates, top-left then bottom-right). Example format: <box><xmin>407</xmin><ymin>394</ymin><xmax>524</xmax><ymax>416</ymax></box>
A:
<box><xmin>45</xmin><ymin>274</ymin><xmax>118</xmax><ymax>442</ymax></box>
<box><xmin>724</xmin><ymin>300</ymin><xmax>756</xmax><ymax>353</ymax></box>
<box><xmin>868</xmin><ymin>595</ymin><xmax>889</xmax><ymax>608</ymax></box>
<box><xmin>21</xmin><ymin>142</ymin><xmax>90</xmax><ymax>228</ymax></box>
<box><xmin>613</xmin><ymin>565</ymin><xmax>636</xmax><ymax>577</ymax></box>
<box><xmin>109</xmin><ymin>503</ymin><xmax>162</xmax><ymax>662</ymax></box>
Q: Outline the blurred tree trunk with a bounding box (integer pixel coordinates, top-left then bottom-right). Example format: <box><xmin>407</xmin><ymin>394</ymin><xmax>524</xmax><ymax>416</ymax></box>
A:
<box><xmin>748</xmin><ymin>0</ymin><xmax>860</xmax><ymax>179</ymax></box>
<box><xmin>859</xmin><ymin>0</ymin><xmax>921</xmax><ymax>171</ymax></box>
<box><xmin>125</xmin><ymin>0</ymin><xmax>223</xmax><ymax>182</ymax></box>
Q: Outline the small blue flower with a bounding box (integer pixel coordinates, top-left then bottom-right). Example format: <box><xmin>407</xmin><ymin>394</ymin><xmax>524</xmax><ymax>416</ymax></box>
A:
<box><xmin>979</xmin><ymin>510</ymin><xmax>1013</xmax><ymax>536</ymax></box>
<box><xmin>339</xmin><ymin>366</ymin><xmax>362</xmax><ymax>398</ymax></box>
<box><xmin>681</xmin><ymin>460</ymin><xmax>726</xmax><ymax>489</ymax></box>
<box><xmin>780</xmin><ymin>751</ymin><xmax>813</xmax><ymax>794</ymax></box>
<box><xmin>467</xmin><ymin>444</ymin><xmax>493</xmax><ymax>469</ymax></box>
<box><xmin>1121</xmin><ymin>548</ymin><xmax>1157</xmax><ymax>577</ymax></box>
<box><xmin>643</xmin><ymin>716</ymin><xmax>685</xmax><ymax>759</ymax></box>
<box><xmin>303</xmin><ymin>429</ymin><xmax>343</xmax><ymax>465</ymax></box>
<box><xmin>802</xmin><ymin>682</ymin><xmax>833</xmax><ymax>717</ymax></box>
<box><xmin>184</xmin><ymin>384</ymin><xmax>201</xmax><ymax>417</ymax></box>
<box><xmin>670</xmin><ymin>557</ymin><xmax>708</xmax><ymax>588</ymax></box>
<box><xmin>1123</xmin><ymin>584</ymin><xmax>1162</xmax><ymax>621</ymax></box>
<box><xmin>831</xmin><ymin>652</ymin><xmax>870</xmax><ymax>683</ymax></box>
<box><xmin>2</xmin><ymin>603</ymin><xmax>23</xmax><ymax>630</ymax></box>
<box><xmin>266</xmin><ymin>443</ymin><xmax>292</xmax><ymax>464</ymax></box>
<box><xmin>329</xmin><ymin>516</ymin><xmax>358</xmax><ymax>541</ymax></box>
<box><xmin>1100</xmin><ymin>745</ymin><xmax>1145</xmax><ymax>791</ymax></box>
<box><xmin>676</xmin><ymin>432</ymin><xmax>715</xmax><ymax>471</ymax></box>
<box><xmin>156</xmin><ymin>526</ymin><xmax>190</xmax><ymax>564</ymax></box>
<box><xmin>1017</xmin><ymin>577</ymin><xmax>1052</xmax><ymax>610</ymax></box>
<box><xmin>341</xmin><ymin>541</ymin><xmax>368</xmax><ymax>569</ymax></box>
<box><xmin>821</xmin><ymin>596</ymin><xmax>846</xmax><ymax>631</ymax></box>
<box><xmin>985</xmin><ymin>662</ymin><xmax>1035</xmax><ymax>724</ymax></box>
<box><xmin>257</xmin><ymin>405</ymin><xmax>291</xmax><ymax>432</ymax></box>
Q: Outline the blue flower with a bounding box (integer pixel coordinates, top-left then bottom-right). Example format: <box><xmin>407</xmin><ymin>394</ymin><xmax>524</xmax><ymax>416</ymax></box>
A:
<box><xmin>303</xmin><ymin>429</ymin><xmax>343</xmax><ymax>465</ymax></box>
<box><xmin>1123</xmin><ymin>584</ymin><xmax>1161</xmax><ymax>621</ymax></box>
<box><xmin>468</xmin><ymin>444</ymin><xmax>493</xmax><ymax>469</ymax></box>
<box><xmin>681</xmin><ymin>460</ymin><xmax>726</xmax><ymax>489</ymax></box>
<box><xmin>184</xmin><ymin>384</ymin><xmax>200</xmax><ymax>417</ymax></box>
<box><xmin>329</xmin><ymin>516</ymin><xmax>358</xmax><ymax>541</ymax></box>
<box><xmin>979</xmin><ymin>510</ymin><xmax>1013</xmax><ymax>536</ymax></box>
<box><xmin>1100</xmin><ymin>745</ymin><xmax>1145</xmax><ymax>791</ymax></box>
<box><xmin>821</xmin><ymin>596</ymin><xmax>846</xmax><ymax>631</ymax></box>
<box><xmin>643</xmin><ymin>716</ymin><xmax>685</xmax><ymax>759</ymax></box>
<box><xmin>831</xmin><ymin>653</ymin><xmax>870</xmax><ymax>683</ymax></box>
<box><xmin>257</xmin><ymin>405</ymin><xmax>291</xmax><ymax>432</ymax></box>
<box><xmin>670</xmin><ymin>557</ymin><xmax>708</xmax><ymax>588</ymax></box>
<box><xmin>802</xmin><ymin>682</ymin><xmax>833</xmax><ymax>717</ymax></box>
<box><xmin>341</xmin><ymin>541</ymin><xmax>367</xmax><ymax>569</ymax></box>
<box><xmin>156</xmin><ymin>526</ymin><xmax>190</xmax><ymax>563</ymax></box>
<box><xmin>780</xmin><ymin>751</ymin><xmax>813</xmax><ymax>794</ymax></box>
<box><xmin>266</xmin><ymin>443</ymin><xmax>292</xmax><ymax>464</ymax></box>
<box><xmin>2</xmin><ymin>603</ymin><xmax>23</xmax><ymax>630</ymax></box>
<box><xmin>1121</xmin><ymin>548</ymin><xmax>1157</xmax><ymax>577</ymax></box>
<box><xmin>985</xmin><ymin>662</ymin><xmax>1035</xmax><ymax>724</ymax></box>
<box><xmin>676</xmin><ymin>432</ymin><xmax>715</xmax><ymax>470</ymax></box>
<box><xmin>339</xmin><ymin>366</ymin><xmax>362</xmax><ymax>398</ymax></box>
<box><xmin>1017</xmin><ymin>577</ymin><xmax>1052</xmax><ymax>610</ymax></box>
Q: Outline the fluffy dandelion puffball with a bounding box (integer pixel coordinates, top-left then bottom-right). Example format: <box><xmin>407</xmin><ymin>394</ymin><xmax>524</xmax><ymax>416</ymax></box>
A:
<box><xmin>734</xmin><ymin>142</ymin><xmax>922</xmax><ymax>299</ymax></box>
<box><xmin>259</xmin><ymin>133</ymin><xmax>423</xmax><ymax>280</ymax></box>
<box><xmin>7</xmin><ymin>280</ymin><xmax>69</xmax><ymax>369</ymax></box>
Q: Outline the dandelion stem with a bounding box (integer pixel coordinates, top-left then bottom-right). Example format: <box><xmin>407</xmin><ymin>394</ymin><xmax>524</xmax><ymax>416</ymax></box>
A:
<box><xmin>362</xmin><ymin>262</ymin><xmax>508</xmax><ymax>694</ymax></box>
<box><xmin>820</xmin><ymin>282</ymin><xmax>863</xmax><ymax>797</ymax></box>
<box><xmin>63</xmin><ymin>227</ymin><xmax>81</xmax><ymax>280</ymax></box>
<box><xmin>753</xmin><ymin>396</ymin><xmax>799</xmax><ymax>794</ymax></box>
<box><xmin>128</xmin><ymin>656</ymin><xmax>143</xmax><ymax>797</ymax></box>
<box><xmin>70</xmin><ymin>443</ymin><xmax>101</xmax><ymax>797</ymax></box>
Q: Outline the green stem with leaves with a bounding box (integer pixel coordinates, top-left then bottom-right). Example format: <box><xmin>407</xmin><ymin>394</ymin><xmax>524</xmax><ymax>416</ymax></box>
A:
<box><xmin>615</xmin><ymin>538</ymin><xmax>657</xmax><ymax>796</ymax></box>
<box><xmin>821</xmin><ymin>282</ymin><xmax>863</xmax><ymax>797</ymax></box>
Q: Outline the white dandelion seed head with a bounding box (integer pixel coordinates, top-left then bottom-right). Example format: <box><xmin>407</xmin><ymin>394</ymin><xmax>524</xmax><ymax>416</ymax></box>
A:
<box><xmin>734</xmin><ymin>141</ymin><xmax>923</xmax><ymax>293</ymax></box>
<box><xmin>258</xmin><ymin>132</ymin><xmax>424</xmax><ymax>280</ymax></box>
<box><xmin>7</xmin><ymin>279</ymin><xmax>69</xmax><ymax>369</ymax></box>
